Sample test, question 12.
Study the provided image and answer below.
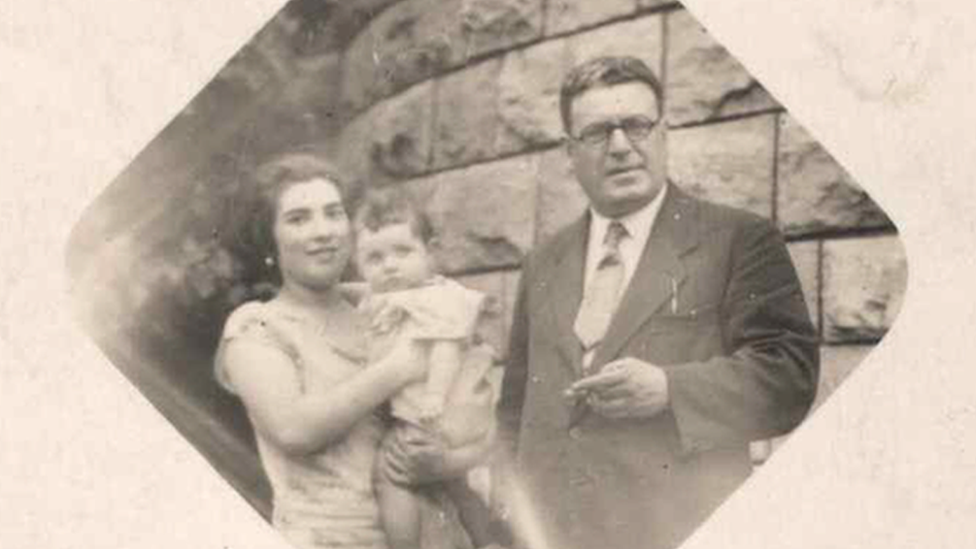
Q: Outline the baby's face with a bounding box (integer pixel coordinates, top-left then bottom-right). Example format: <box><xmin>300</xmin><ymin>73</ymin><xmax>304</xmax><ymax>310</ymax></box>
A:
<box><xmin>356</xmin><ymin>223</ymin><xmax>433</xmax><ymax>293</ymax></box>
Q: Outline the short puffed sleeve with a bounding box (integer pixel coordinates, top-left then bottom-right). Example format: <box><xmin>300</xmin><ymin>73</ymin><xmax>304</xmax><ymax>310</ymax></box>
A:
<box><xmin>214</xmin><ymin>301</ymin><xmax>300</xmax><ymax>394</ymax></box>
<box><xmin>395</xmin><ymin>278</ymin><xmax>487</xmax><ymax>341</ymax></box>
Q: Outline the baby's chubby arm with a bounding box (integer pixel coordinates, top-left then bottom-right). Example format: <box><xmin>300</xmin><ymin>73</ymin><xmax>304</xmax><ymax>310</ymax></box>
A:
<box><xmin>419</xmin><ymin>339</ymin><xmax>463</xmax><ymax>420</ymax></box>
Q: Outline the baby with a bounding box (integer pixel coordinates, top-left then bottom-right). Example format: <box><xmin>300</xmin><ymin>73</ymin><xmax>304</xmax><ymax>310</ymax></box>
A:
<box><xmin>352</xmin><ymin>187</ymin><xmax>496</xmax><ymax>549</ymax></box>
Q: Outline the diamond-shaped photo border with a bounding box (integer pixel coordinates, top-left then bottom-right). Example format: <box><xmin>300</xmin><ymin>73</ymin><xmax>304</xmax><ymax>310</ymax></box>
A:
<box><xmin>63</xmin><ymin>2</ymin><xmax>907</xmax><ymax>549</ymax></box>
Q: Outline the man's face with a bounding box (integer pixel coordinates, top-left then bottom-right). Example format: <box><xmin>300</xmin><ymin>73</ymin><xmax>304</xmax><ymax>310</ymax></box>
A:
<box><xmin>566</xmin><ymin>81</ymin><xmax>667</xmax><ymax>218</ymax></box>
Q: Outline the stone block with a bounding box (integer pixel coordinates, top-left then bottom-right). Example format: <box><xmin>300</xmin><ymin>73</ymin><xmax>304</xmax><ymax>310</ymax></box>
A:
<box><xmin>406</xmin><ymin>155</ymin><xmax>539</xmax><ymax>273</ymax></box>
<box><xmin>334</xmin><ymin>109</ymin><xmax>375</xmax><ymax>186</ymax></box>
<box><xmin>813</xmin><ymin>345</ymin><xmax>873</xmax><ymax>410</ymax></box>
<box><xmin>279</xmin><ymin>54</ymin><xmax>343</xmax><ymax>120</ymax></box>
<box><xmin>545</xmin><ymin>0</ymin><xmax>636</xmax><ymax>36</ymax></box>
<box><xmin>637</xmin><ymin>0</ymin><xmax>676</xmax><ymax>10</ymax></box>
<box><xmin>668</xmin><ymin>114</ymin><xmax>776</xmax><ymax>218</ymax></box>
<box><xmin>777</xmin><ymin>114</ymin><xmax>892</xmax><ymax>235</ymax></box>
<box><xmin>461</xmin><ymin>0</ymin><xmax>545</xmax><ymax>57</ymax></box>
<box><xmin>570</xmin><ymin>13</ymin><xmax>664</xmax><ymax>79</ymax></box>
<box><xmin>341</xmin><ymin>0</ymin><xmax>469</xmax><ymax>113</ymax></box>
<box><xmin>368</xmin><ymin>81</ymin><xmax>435</xmax><ymax>179</ymax></box>
<box><xmin>666</xmin><ymin>9</ymin><xmax>778</xmax><ymax>126</ymax></box>
<box><xmin>788</xmin><ymin>240</ymin><xmax>821</xmax><ymax>334</ymax></box>
<box><xmin>823</xmin><ymin>236</ymin><xmax>908</xmax><ymax>343</ymax></box>
<box><xmin>495</xmin><ymin>14</ymin><xmax>664</xmax><ymax>156</ymax></box>
<box><xmin>496</xmin><ymin>38</ymin><xmax>576</xmax><ymax>153</ymax></box>
<box><xmin>535</xmin><ymin>147</ymin><xmax>589</xmax><ymax>243</ymax></box>
<box><xmin>183</xmin><ymin>16</ymin><xmax>343</xmax><ymax>151</ymax></box>
<box><xmin>340</xmin><ymin>30</ymin><xmax>381</xmax><ymax>114</ymax></box>
<box><xmin>433</xmin><ymin>59</ymin><xmax>503</xmax><ymax>170</ymax></box>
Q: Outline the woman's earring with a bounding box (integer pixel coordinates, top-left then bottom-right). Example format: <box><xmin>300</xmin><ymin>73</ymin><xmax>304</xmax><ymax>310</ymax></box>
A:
<box><xmin>264</xmin><ymin>256</ymin><xmax>275</xmax><ymax>267</ymax></box>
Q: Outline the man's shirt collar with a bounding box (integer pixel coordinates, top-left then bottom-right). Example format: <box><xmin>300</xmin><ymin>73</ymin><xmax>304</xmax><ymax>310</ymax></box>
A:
<box><xmin>588</xmin><ymin>183</ymin><xmax>668</xmax><ymax>251</ymax></box>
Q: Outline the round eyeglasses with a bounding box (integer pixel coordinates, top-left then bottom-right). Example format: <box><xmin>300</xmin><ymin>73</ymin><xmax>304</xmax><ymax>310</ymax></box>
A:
<box><xmin>573</xmin><ymin>115</ymin><xmax>659</xmax><ymax>146</ymax></box>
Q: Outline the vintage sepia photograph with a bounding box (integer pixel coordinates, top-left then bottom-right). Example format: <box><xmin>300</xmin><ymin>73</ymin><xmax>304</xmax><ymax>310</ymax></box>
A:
<box><xmin>65</xmin><ymin>1</ymin><xmax>907</xmax><ymax>549</ymax></box>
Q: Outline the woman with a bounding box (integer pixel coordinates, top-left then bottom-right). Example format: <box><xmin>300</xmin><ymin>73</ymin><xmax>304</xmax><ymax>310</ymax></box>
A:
<box><xmin>215</xmin><ymin>153</ymin><xmax>492</xmax><ymax>549</ymax></box>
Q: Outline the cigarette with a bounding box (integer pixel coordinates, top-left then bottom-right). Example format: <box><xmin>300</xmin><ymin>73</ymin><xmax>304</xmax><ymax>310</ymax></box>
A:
<box><xmin>670</xmin><ymin>277</ymin><xmax>678</xmax><ymax>313</ymax></box>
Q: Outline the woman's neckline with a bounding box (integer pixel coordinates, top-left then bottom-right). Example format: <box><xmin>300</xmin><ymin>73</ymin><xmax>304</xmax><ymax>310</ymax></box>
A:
<box><xmin>271</xmin><ymin>288</ymin><xmax>357</xmax><ymax>326</ymax></box>
<box><xmin>268</xmin><ymin>287</ymin><xmax>368</xmax><ymax>361</ymax></box>
<box><xmin>275</xmin><ymin>282</ymin><xmax>346</xmax><ymax>310</ymax></box>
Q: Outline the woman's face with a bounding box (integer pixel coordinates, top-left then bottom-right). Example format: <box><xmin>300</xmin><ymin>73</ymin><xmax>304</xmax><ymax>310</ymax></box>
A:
<box><xmin>272</xmin><ymin>178</ymin><xmax>352</xmax><ymax>292</ymax></box>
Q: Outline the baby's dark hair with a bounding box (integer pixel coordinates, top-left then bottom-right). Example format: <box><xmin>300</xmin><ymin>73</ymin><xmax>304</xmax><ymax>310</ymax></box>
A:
<box><xmin>352</xmin><ymin>186</ymin><xmax>435</xmax><ymax>244</ymax></box>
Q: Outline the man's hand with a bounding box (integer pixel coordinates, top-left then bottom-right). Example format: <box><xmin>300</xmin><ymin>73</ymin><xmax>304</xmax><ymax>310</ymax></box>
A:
<box><xmin>564</xmin><ymin>357</ymin><xmax>669</xmax><ymax>419</ymax></box>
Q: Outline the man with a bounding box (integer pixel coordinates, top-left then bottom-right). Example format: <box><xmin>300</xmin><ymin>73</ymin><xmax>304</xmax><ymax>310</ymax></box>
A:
<box><xmin>495</xmin><ymin>56</ymin><xmax>819</xmax><ymax>549</ymax></box>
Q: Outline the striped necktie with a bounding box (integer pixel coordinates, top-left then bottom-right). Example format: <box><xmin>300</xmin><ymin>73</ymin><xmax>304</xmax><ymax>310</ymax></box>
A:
<box><xmin>573</xmin><ymin>220</ymin><xmax>628</xmax><ymax>360</ymax></box>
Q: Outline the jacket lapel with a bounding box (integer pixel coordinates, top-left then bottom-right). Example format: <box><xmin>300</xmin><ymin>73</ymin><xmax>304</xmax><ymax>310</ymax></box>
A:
<box><xmin>538</xmin><ymin>215</ymin><xmax>588</xmax><ymax>376</ymax></box>
<box><xmin>591</xmin><ymin>184</ymin><xmax>701</xmax><ymax>370</ymax></box>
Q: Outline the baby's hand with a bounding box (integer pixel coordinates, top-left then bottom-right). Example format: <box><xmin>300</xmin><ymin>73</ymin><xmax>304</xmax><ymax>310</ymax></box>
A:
<box><xmin>417</xmin><ymin>394</ymin><xmax>445</xmax><ymax>422</ymax></box>
<box><xmin>368</xmin><ymin>297</ymin><xmax>405</xmax><ymax>334</ymax></box>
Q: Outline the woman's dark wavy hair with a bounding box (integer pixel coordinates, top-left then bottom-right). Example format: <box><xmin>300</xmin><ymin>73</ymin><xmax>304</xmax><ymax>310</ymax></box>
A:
<box><xmin>234</xmin><ymin>152</ymin><xmax>360</xmax><ymax>287</ymax></box>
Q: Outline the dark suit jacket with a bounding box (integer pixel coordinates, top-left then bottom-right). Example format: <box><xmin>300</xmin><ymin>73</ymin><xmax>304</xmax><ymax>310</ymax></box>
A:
<box><xmin>497</xmin><ymin>183</ymin><xmax>819</xmax><ymax>549</ymax></box>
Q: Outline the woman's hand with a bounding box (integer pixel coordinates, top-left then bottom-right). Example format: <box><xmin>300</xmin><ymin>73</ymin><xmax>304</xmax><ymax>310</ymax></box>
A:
<box><xmin>382</xmin><ymin>426</ymin><xmax>449</xmax><ymax>485</ymax></box>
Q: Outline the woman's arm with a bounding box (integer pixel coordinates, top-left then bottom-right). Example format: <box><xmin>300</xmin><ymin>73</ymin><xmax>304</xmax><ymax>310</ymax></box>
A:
<box><xmin>222</xmin><ymin>336</ymin><xmax>422</xmax><ymax>456</ymax></box>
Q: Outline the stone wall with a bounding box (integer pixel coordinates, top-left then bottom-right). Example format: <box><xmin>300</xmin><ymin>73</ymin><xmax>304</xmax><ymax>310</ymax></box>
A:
<box><xmin>68</xmin><ymin>0</ymin><xmax>909</xmax><ymax>517</ymax></box>
<box><xmin>332</xmin><ymin>0</ymin><xmax>908</xmax><ymax>461</ymax></box>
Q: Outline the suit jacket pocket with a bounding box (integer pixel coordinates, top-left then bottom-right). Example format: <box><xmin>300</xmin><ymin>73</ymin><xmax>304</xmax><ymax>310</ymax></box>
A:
<box><xmin>646</xmin><ymin>302</ymin><xmax>720</xmax><ymax>333</ymax></box>
<box><xmin>629</xmin><ymin>305</ymin><xmax>724</xmax><ymax>365</ymax></box>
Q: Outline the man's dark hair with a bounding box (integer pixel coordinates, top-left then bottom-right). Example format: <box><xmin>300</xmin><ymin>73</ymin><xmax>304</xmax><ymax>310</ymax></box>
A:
<box><xmin>352</xmin><ymin>186</ymin><xmax>435</xmax><ymax>244</ymax></box>
<box><xmin>559</xmin><ymin>56</ymin><xmax>665</xmax><ymax>134</ymax></box>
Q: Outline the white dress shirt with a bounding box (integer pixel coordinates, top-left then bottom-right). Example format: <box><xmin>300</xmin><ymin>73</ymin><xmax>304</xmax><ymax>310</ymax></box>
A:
<box><xmin>583</xmin><ymin>184</ymin><xmax>668</xmax><ymax>296</ymax></box>
<box><xmin>578</xmin><ymin>185</ymin><xmax>668</xmax><ymax>370</ymax></box>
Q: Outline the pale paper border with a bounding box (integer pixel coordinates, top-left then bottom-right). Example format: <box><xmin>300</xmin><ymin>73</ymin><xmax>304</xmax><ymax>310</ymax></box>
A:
<box><xmin>2</xmin><ymin>0</ymin><xmax>974</xmax><ymax>548</ymax></box>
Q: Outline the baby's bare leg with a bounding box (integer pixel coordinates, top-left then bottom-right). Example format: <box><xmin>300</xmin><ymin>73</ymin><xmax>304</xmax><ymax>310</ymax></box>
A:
<box><xmin>375</xmin><ymin>434</ymin><xmax>423</xmax><ymax>549</ymax></box>
<box><xmin>376</xmin><ymin>478</ymin><xmax>424</xmax><ymax>549</ymax></box>
<box><xmin>443</xmin><ymin>477</ymin><xmax>493</xmax><ymax>548</ymax></box>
